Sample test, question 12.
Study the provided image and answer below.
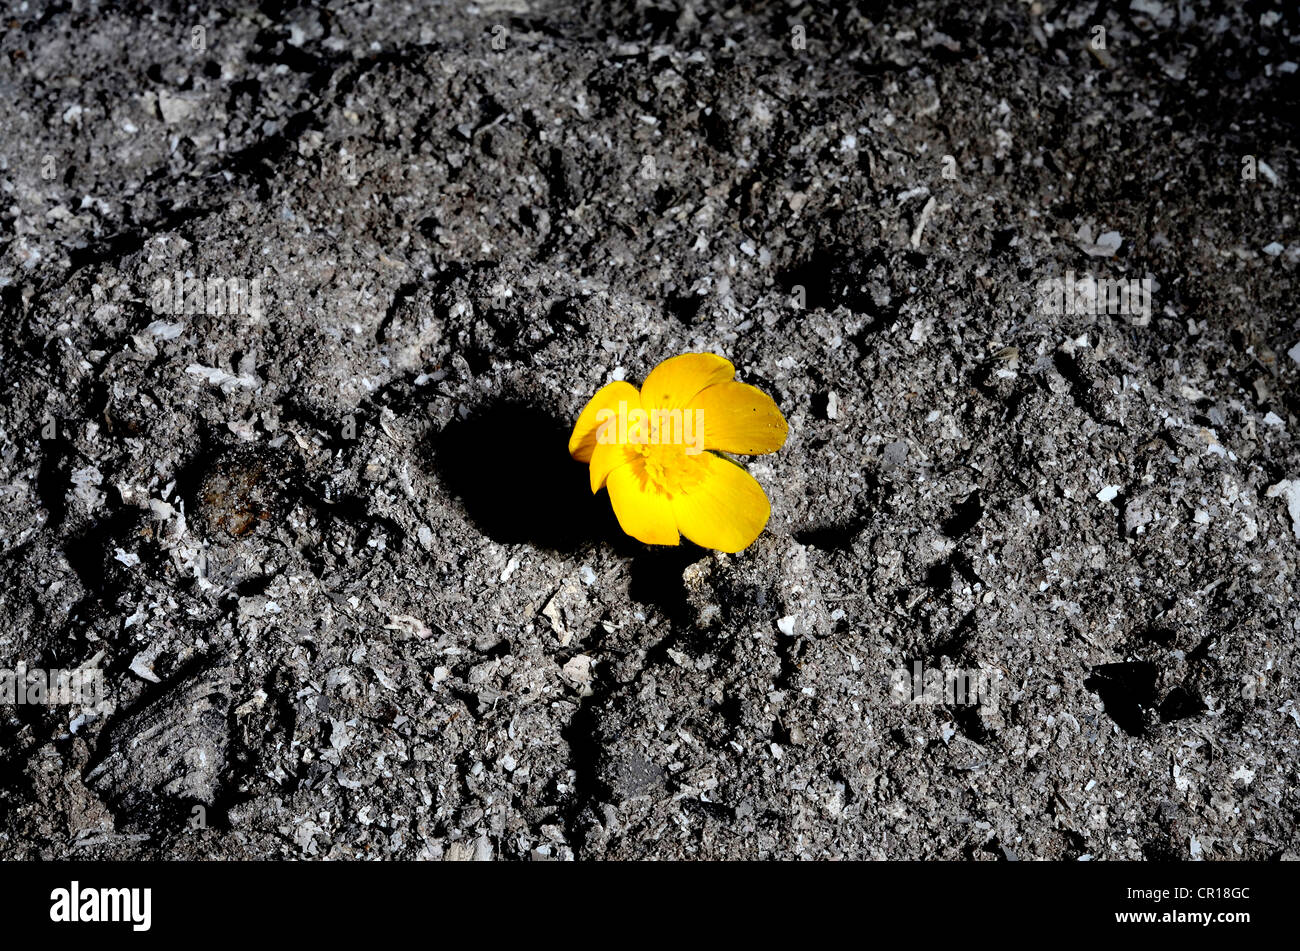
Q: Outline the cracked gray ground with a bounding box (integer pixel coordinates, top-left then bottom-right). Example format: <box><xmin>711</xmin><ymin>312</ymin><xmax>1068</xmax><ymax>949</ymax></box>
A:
<box><xmin>1</xmin><ymin>0</ymin><xmax>1299</xmax><ymax>860</ymax></box>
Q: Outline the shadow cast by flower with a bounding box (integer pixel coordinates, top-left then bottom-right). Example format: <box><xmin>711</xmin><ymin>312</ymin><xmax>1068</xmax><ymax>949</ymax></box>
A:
<box><xmin>428</xmin><ymin>399</ymin><xmax>632</xmax><ymax>553</ymax></box>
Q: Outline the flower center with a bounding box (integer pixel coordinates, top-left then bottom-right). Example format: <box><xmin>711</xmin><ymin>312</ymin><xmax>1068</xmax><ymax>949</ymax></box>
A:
<box><xmin>634</xmin><ymin>440</ymin><xmax>706</xmax><ymax>499</ymax></box>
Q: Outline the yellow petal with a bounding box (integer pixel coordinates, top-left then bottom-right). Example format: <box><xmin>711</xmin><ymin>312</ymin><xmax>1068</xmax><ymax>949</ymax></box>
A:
<box><xmin>688</xmin><ymin>381</ymin><xmax>788</xmax><ymax>455</ymax></box>
<box><xmin>606</xmin><ymin>462</ymin><xmax>680</xmax><ymax>546</ymax></box>
<box><xmin>639</xmin><ymin>353</ymin><xmax>734</xmax><ymax>411</ymax></box>
<box><xmin>589</xmin><ymin>438</ymin><xmax>636</xmax><ymax>493</ymax></box>
<box><xmin>568</xmin><ymin>380</ymin><xmax>642</xmax><ymax>463</ymax></box>
<box><xmin>670</xmin><ymin>453</ymin><xmax>771</xmax><ymax>553</ymax></box>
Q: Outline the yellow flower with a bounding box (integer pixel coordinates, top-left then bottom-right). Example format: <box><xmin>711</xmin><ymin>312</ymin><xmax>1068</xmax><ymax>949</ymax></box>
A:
<box><xmin>568</xmin><ymin>353</ymin><xmax>788</xmax><ymax>553</ymax></box>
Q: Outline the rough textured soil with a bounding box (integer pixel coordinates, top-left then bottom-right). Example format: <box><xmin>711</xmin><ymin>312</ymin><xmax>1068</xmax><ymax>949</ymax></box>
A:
<box><xmin>1</xmin><ymin>0</ymin><xmax>1298</xmax><ymax>860</ymax></box>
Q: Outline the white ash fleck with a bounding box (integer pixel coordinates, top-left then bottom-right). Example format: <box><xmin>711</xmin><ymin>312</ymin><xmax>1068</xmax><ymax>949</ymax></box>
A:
<box><xmin>185</xmin><ymin>364</ymin><xmax>258</xmax><ymax>391</ymax></box>
<box><xmin>1076</xmin><ymin>224</ymin><xmax>1123</xmax><ymax>257</ymax></box>
<box><xmin>384</xmin><ymin>614</ymin><xmax>433</xmax><ymax>639</ymax></box>
<box><xmin>330</xmin><ymin>719</ymin><xmax>355</xmax><ymax>752</ymax></box>
<box><xmin>112</xmin><ymin>548</ymin><xmax>140</xmax><ymax>568</ymax></box>
<box><xmin>128</xmin><ymin>652</ymin><xmax>162</xmax><ymax>684</ymax></box>
<box><xmin>1265</xmin><ymin>480</ymin><xmax>1300</xmax><ymax>540</ymax></box>
<box><xmin>70</xmin><ymin>466</ymin><xmax>105</xmax><ymax>510</ymax></box>
<box><xmin>560</xmin><ymin>655</ymin><xmax>594</xmax><ymax>695</ymax></box>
